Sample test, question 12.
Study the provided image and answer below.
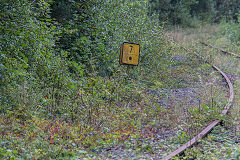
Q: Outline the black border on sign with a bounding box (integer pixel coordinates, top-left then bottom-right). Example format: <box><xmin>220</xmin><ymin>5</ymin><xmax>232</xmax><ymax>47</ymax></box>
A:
<box><xmin>119</xmin><ymin>42</ymin><xmax>140</xmax><ymax>66</ymax></box>
<box><xmin>119</xmin><ymin>43</ymin><xmax>123</xmax><ymax>65</ymax></box>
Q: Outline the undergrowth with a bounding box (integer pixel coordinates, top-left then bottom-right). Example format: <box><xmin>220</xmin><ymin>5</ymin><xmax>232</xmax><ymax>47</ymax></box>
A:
<box><xmin>168</xmin><ymin>21</ymin><xmax>240</xmax><ymax>159</ymax></box>
<box><xmin>1</xmin><ymin>0</ymin><xmax>240</xmax><ymax>159</ymax></box>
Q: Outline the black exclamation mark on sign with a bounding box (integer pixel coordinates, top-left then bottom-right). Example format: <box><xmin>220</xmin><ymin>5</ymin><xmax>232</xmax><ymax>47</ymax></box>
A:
<box><xmin>129</xmin><ymin>45</ymin><xmax>133</xmax><ymax>60</ymax></box>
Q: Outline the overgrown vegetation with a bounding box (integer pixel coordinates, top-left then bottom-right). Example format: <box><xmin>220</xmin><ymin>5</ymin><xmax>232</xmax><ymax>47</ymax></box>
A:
<box><xmin>150</xmin><ymin>0</ymin><xmax>240</xmax><ymax>26</ymax></box>
<box><xmin>0</xmin><ymin>0</ymin><xmax>172</xmax><ymax>115</ymax></box>
<box><xmin>0</xmin><ymin>0</ymin><xmax>174</xmax><ymax>159</ymax></box>
<box><xmin>220</xmin><ymin>14</ymin><xmax>240</xmax><ymax>45</ymax></box>
<box><xmin>168</xmin><ymin>19</ymin><xmax>240</xmax><ymax>159</ymax></box>
<box><xmin>0</xmin><ymin>0</ymin><xmax>240</xmax><ymax>159</ymax></box>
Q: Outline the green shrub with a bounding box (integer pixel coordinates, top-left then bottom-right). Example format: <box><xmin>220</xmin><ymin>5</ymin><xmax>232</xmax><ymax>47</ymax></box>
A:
<box><xmin>54</xmin><ymin>0</ymin><xmax>173</xmax><ymax>79</ymax></box>
<box><xmin>0</xmin><ymin>0</ymin><xmax>173</xmax><ymax>120</ymax></box>
<box><xmin>220</xmin><ymin>14</ymin><xmax>240</xmax><ymax>44</ymax></box>
<box><xmin>0</xmin><ymin>0</ymin><xmax>84</xmax><ymax>117</ymax></box>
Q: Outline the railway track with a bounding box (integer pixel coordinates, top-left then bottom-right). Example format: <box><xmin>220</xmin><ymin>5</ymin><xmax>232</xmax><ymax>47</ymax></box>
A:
<box><xmin>163</xmin><ymin>42</ymin><xmax>239</xmax><ymax>160</ymax></box>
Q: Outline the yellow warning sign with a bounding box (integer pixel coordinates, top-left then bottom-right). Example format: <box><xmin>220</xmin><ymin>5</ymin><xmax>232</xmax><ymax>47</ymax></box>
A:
<box><xmin>120</xmin><ymin>42</ymin><xmax>140</xmax><ymax>65</ymax></box>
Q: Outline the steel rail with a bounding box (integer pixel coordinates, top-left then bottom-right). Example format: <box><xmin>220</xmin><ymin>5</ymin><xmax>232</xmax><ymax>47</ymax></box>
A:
<box><xmin>163</xmin><ymin>43</ymin><xmax>236</xmax><ymax>160</ymax></box>
<box><xmin>201</xmin><ymin>42</ymin><xmax>240</xmax><ymax>58</ymax></box>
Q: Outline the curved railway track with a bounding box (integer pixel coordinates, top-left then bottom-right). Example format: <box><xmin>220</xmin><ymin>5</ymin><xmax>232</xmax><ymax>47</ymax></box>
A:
<box><xmin>163</xmin><ymin>42</ymin><xmax>239</xmax><ymax>160</ymax></box>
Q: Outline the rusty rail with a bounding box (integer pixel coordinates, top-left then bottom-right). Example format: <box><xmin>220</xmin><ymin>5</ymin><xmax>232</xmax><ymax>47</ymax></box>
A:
<box><xmin>163</xmin><ymin>43</ymin><xmax>236</xmax><ymax>160</ymax></box>
<box><xmin>201</xmin><ymin>42</ymin><xmax>240</xmax><ymax>58</ymax></box>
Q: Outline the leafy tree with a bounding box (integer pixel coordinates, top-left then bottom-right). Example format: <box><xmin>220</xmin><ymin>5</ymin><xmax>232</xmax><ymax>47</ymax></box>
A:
<box><xmin>150</xmin><ymin>0</ymin><xmax>198</xmax><ymax>25</ymax></box>
<box><xmin>214</xmin><ymin>0</ymin><xmax>240</xmax><ymax>22</ymax></box>
<box><xmin>149</xmin><ymin>0</ymin><xmax>240</xmax><ymax>25</ymax></box>
<box><xmin>0</xmin><ymin>0</ymin><xmax>83</xmax><ymax>116</ymax></box>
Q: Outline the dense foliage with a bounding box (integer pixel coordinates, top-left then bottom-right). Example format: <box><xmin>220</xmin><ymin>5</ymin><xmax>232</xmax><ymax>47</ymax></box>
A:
<box><xmin>220</xmin><ymin>13</ymin><xmax>240</xmax><ymax>44</ymax></box>
<box><xmin>150</xmin><ymin>0</ymin><xmax>240</xmax><ymax>26</ymax></box>
<box><xmin>0</xmin><ymin>0</ymin><xmax>173</xmax><ymax>158</ymax></box>
<box><xmin>0</xmin><ymin>0</ymin><xmax>174</xmax><ymax>115</ymax></box>
<box><xmin>1</xmin><ymin>0</ymin><xmax>239</xmax><ymax>159</ymax></box>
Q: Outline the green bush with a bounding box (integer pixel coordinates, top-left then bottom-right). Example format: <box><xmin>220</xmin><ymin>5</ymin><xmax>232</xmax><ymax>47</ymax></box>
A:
<box><xmin>0</xmin><ymin>0</ymin><xmax>84</xmax><ymax>117</ymax></box>
<box><xmin>220</xmin><ymin>14</ymin><xmax>240</xmax><ymax>44</ymax></box>
<box><xmin>149</xmin><ymin>0</ymin><xmax>240</xmax><ymax>26</ymax></box>
<box><xmin>53</xmin><ymin>0</ymin><xmax>173</xmax><ymax>78</ymax></box>
<box><xmin>0</xmin><ymin>0</ymin><xmax>173</xmax><ymax>120</ymax></box>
